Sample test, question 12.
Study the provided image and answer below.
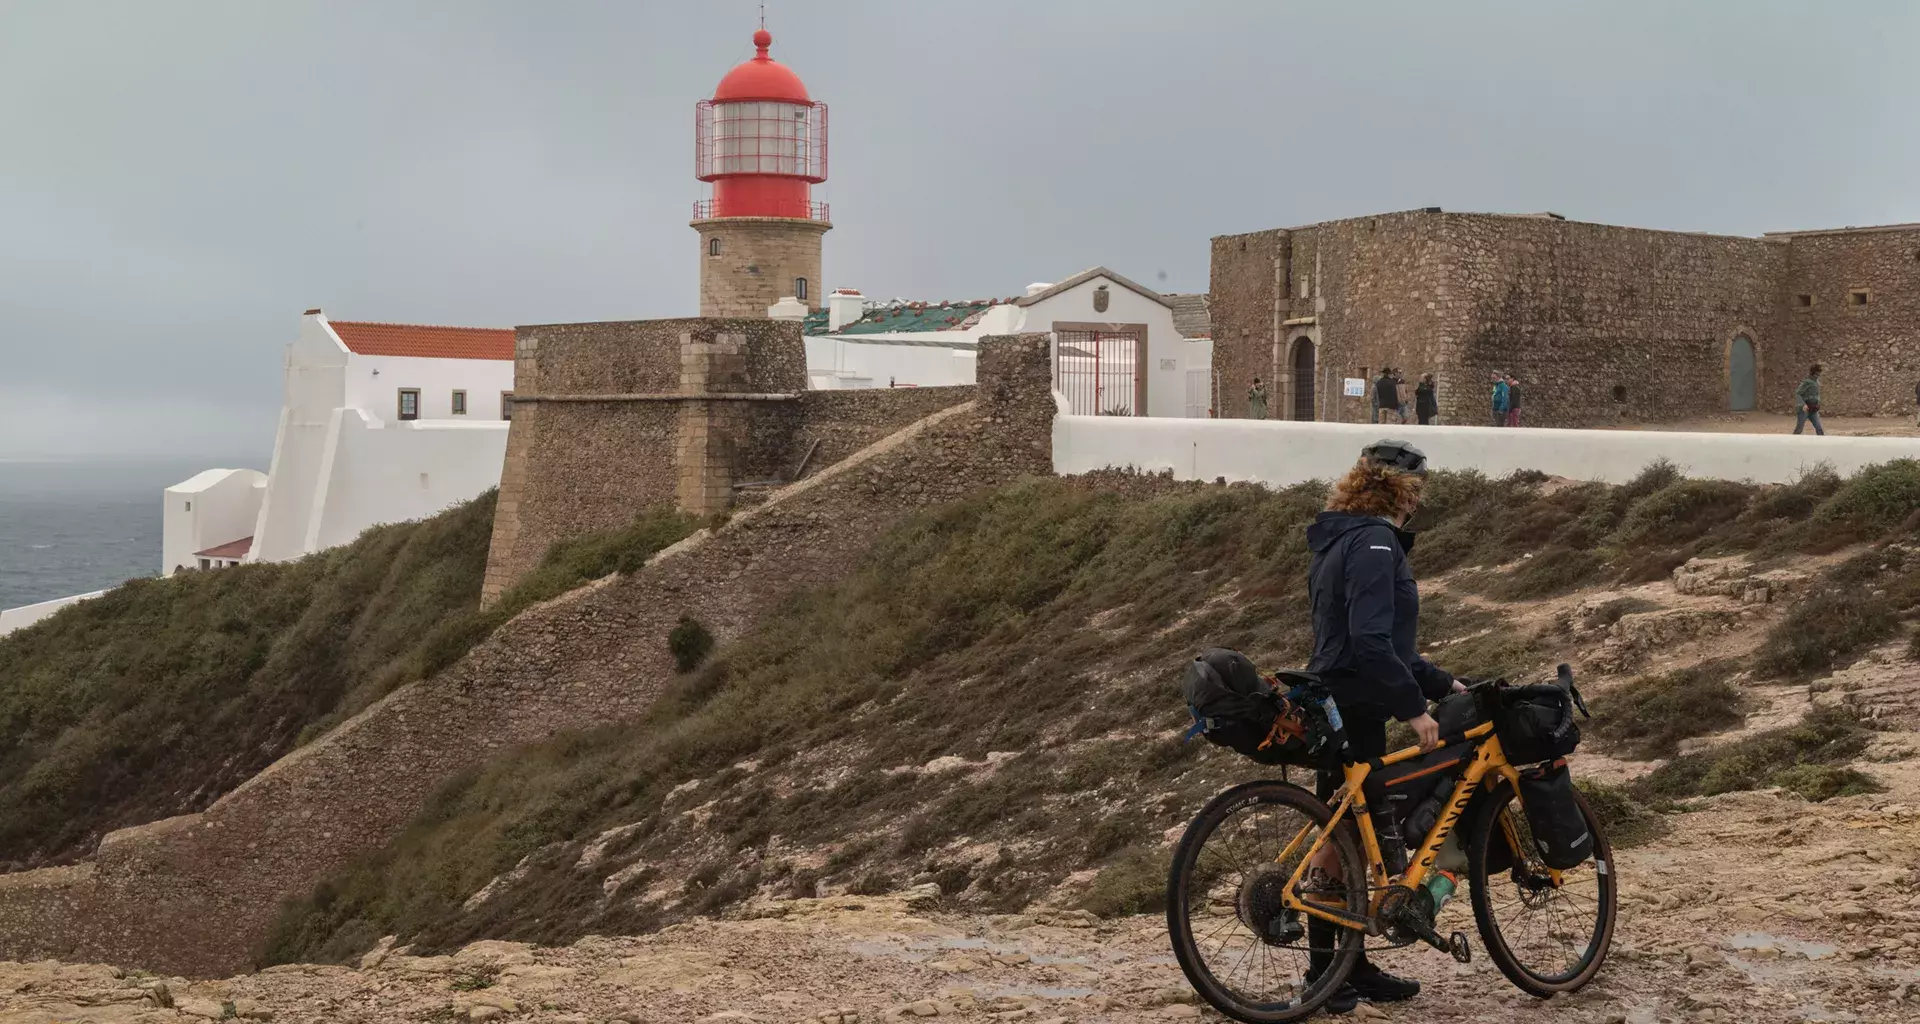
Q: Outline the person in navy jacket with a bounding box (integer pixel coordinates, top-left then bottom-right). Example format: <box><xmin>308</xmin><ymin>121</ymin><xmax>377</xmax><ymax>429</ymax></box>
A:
<box><xmin>1301</xmin><ymin>439</ymin><xmax>1465</xmax><ymax>1011</ymax></box>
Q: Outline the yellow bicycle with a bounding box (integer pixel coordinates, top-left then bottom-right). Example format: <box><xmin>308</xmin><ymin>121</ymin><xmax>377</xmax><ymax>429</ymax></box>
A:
<box><xmin>1167</xmin><ymin>672</ymin><xmax>1617</xmax><ymax>1022</ymax></box>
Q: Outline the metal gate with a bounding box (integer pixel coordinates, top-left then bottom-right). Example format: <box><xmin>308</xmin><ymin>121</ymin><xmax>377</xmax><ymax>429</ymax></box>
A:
<box><xmin>1054</xmin><ymin>330</ymin><xmax>1142</xmax><ymax>415</ymax></box>
<box><xmin>1291</xmin><ymin>338</ymin><xmax>1316</xmax><ymax>420</ymax></box>
<box><xmin>1729</xmin><ymin>335</ymin><xmax>1756</xmax><ymax>411</ymax></box>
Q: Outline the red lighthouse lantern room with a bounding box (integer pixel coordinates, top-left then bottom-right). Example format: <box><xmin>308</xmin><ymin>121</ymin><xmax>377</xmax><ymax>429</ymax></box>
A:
<box><xmin>694</xmin><ymin>29</ymin><xmax>828</xmax><ymax>221</ymax></box>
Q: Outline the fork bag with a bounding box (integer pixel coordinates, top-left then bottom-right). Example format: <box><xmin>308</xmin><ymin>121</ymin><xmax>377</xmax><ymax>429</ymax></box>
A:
<box><xmin>1516</xmin><ymin>758</ymin><xmax>1593</xmax><ymax>870</ymax></box>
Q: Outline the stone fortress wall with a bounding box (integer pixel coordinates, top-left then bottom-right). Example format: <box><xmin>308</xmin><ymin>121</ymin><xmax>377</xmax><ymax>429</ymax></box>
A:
<box><xmin>1210</xmin><ymin>211</ymin><xmax>1920</xmax><ymax>426</ymax></box>
<box><xmin>0</xmin><ymin>328</ymin><xmax>1058</xmax><ymax>978</ymax></box>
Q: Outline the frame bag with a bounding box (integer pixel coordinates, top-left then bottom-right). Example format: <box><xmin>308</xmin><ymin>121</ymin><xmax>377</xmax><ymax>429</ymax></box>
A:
<box><xmin>1516</xmin><ymin>758</ymin><xmax>1594</xmax><ymax>870</ymax></box>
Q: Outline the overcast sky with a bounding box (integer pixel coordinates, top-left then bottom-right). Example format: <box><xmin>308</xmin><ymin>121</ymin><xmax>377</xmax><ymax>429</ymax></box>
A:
<box><xmin>3</xmin><ymin>0</ymin><xmax>1915</xmax><ymax>459</ymax></box>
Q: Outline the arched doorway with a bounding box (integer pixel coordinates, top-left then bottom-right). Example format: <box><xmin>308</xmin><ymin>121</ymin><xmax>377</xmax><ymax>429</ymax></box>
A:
<box><xmin>1289</xmin><ymin>337</ymin><xmax>1316</xmax><ymax>421</ymax></box>
<box><xmin>1729</xmin><ymin>335</ymin><xmax>1756</xmax><ymax>411</ymax></box>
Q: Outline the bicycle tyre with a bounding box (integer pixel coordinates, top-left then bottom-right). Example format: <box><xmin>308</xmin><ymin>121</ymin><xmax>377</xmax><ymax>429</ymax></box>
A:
<box><xmin>1166</xmin><ymin>779</ymin><xmax>1366</xmax><ymax>1023</ymax></box>
<box><xmin>1465</xmin><ymin>780</ymin><xmax>1617</xmax><ymax>997</ymax></box>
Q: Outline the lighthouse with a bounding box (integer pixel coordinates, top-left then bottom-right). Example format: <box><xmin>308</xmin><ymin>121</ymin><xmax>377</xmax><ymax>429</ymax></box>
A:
<box><xmin>693</xmin><ymin>26</ymin><xmax>831</xmax><ymax>318</ymax></box>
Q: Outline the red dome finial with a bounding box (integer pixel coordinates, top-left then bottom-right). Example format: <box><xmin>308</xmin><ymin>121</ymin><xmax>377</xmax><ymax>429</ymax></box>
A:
<box><xmin>753</xmin><ymin>28</ymin><xmax>772</xmax><ymax>57</ymax></box>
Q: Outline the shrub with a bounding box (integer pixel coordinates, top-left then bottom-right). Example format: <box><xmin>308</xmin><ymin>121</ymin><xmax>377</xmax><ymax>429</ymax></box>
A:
<box><xmin>668</xmin><ymin>616</ymin><xmax>715</xmax><ymax>673</ymax></box>
<box><xmin>1075</xmin><ymin>845</ymin><xmax>1166</xmax><ymax>918</ymax></box>
<box><xmin>1575</xmin><ymin>596</ymin><xmax>1660</xmax><ymax>633</ymax></box>
<box><xmin>1632</xmin><ymin>705</ymin><xmax>1877</xmax><ymax>802</ymax></box>
<box><xmin>1587</xmin><ymin>662</ymin><xmax>1744</xmax><ymax>759</ymax></box>
<box><xmin>1611</xmin><ymin>479</ymin><xmax>1755</xmax><ymax>549</ymax></box>
<box><xmin>1813</xmin><ymin>459</ymin><xmax>1920</xmax><ymax>540</ymax></box>
<box><xmin>1491</xmin><ymin>546</ymin><xmax>1608</xmax><ymax>599</ymax></box>
<box><xmin>1756</xmin><ymin>588</ymin><xmax>1899</xmax><ymax>678</ymax></box>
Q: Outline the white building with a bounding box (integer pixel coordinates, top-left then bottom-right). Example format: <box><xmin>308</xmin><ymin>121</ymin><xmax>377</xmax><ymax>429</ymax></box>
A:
<box><xmin>776</xmin><ymin>267</ymin><xmax>1215</xmax><ymax>418</ymax></box>
<box><xmin>162</xmin><ymin>467</ymin><xmax>267</xmax><ymax>574</ymax></box>
<box><xmin>244</xmin><ymin>311</ymin><xmax>515</xmax><ymax>563</ymax></box>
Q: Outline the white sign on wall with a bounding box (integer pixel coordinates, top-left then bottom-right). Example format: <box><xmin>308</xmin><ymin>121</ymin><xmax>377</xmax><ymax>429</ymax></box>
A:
<box><xmin>1343</xmin><ymin>378</ymin><xmax>1366</xmax><ymax>397</ymax></box>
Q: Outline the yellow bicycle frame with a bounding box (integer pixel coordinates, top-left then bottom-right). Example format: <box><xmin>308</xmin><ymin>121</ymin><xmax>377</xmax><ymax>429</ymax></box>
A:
<box><xmin>1275</xmin><ymin>720</ymin><xmax>1538</xmax><ymax>930</ymax></box>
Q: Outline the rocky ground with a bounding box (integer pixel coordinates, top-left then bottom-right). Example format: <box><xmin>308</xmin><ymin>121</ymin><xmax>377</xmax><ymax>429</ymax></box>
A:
<box><xmin>7</xmin><ymin>750</ymin><xmax>1920</xmax><ymax>1024</ymax></box>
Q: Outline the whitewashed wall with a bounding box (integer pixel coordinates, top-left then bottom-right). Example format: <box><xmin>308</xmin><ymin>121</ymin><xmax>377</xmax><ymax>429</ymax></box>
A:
<box><xmin>804</xmin><ymin>336</ymin><xmax>976</xmax><ymax>389</ymax></box>
<box><xmin>1020</xmin><ymin>278</ymin><xmax>1187</xmax><ymax>419</ymax></box>
<box><xmin>162</xmin><ymin>468</ymin><xmax>267</xmax><ymax>574</ymax></box>
<box><xmin>0</xmin><ymin>590</ymin><xmax>107</xmax><ymax>638</ymax></box>
<box><xmin>304</xmin><ymin>411</ymin><xmax>508</xmax><ymax>552</ymax></box>
<box><xmin>1053</xmin><ymin>415</ymin><xmax>1920</xmax><ymax>486</ymax></box>
<box><xmin>341</xmin><ymin>352</ymin><xmax>514</xmax><ymax>421</ymax></box>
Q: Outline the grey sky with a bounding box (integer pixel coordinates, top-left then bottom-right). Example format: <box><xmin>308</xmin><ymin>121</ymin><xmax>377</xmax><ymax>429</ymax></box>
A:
<box><xmin>3</xmin><ymin>0</ymin><xmax>1914</xmax><ymax>459</ymax></box>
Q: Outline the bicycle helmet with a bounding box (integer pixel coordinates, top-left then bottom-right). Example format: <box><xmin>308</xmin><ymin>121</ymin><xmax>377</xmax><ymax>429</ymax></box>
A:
<box><xmin>1361</xmin><ymin>438</ymin><xmax>1429</xmax><ymax>477</ymax></box>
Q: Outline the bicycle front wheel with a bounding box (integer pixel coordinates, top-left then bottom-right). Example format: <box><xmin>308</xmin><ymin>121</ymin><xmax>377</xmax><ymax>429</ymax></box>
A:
<box><xmin>1466</xmin><ymin>780</ymin><xmax>1617</xmax><ymax>996</ymax></box>
<box><xmin>1166</xmin><ymin>779</ymin><xmax>1366</xmax><ymax>1023</ymax></box>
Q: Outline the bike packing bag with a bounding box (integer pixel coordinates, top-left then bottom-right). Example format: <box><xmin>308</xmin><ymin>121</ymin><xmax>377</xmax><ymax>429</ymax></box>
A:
<box><xmin>1516</xmin><ymin>758</ymin><xmax>1593</xmax><ymax>870</ymax></box>
<box><xmin>1495</xmin><ymin>683</ymin><xmax>1580</xmax><ymax>765</ymax></box>
<box><xmin>1432</xmin><ymin>691</ymin><xmax>1482</xmax><ymax>737</ymax></box>
<box><xmin>1361</xmin><ymin>743</ymin><xmax>1475</xmax><ymax>840</ymax></box>
<box><xmin>1180</xmin><ymin>648</ymin><xmax>1327</xmax><ymax>767</ymax></box>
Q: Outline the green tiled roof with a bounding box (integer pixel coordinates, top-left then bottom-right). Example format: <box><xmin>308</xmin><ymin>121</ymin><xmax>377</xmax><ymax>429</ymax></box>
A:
<box><xmin>803</xmin><ymin>298</ymin><xmax>1013</xmax><ymax>336</ymax></box>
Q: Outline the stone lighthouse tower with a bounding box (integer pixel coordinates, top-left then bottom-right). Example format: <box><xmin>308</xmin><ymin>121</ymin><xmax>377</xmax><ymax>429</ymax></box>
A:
<box><xmin>692</xmin><ymin>26</ymin><xmax>830</xmax><ymax>317</ymax></box>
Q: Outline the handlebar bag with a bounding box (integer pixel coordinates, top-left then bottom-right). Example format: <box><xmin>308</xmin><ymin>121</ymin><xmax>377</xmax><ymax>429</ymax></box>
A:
<box><xmin>1496</xmin><ymin>683</ymin><xmax>1580</xmax><ymax>765</ymax></box>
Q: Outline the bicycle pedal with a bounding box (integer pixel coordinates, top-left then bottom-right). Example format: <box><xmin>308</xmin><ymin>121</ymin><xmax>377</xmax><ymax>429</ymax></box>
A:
<box><xmin>1449</xmin><ymin>931</ymin><xmax>1472</xmax><ymax>964</ymax></box>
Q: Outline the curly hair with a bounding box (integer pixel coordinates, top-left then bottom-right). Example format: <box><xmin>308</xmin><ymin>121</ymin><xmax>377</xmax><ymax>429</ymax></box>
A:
<box><xmin>1326</xmin><ymin>460</ymin><xmax>1424</xmax><ymax>519</ymax></box>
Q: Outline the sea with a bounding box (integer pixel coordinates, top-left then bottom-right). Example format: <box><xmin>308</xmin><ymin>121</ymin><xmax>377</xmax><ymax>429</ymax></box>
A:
<box><xmin>0</xmin><ymin>457</ymin><xmax>266</xmax><ymax>610</ymax></box>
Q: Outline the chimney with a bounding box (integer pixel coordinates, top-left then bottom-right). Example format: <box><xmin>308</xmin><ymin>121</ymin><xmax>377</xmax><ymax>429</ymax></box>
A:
<box><xmin>1025</xmin><ymin>282</ymin><xmax>1053</xmax><ymax>297</ymax></box>
<box><xmin>767</xmin><ymin>296</ymin><xmax>808</xmax><ymax>322</ymax></box>
<box><xmin>828</xmin><ymin>288</ymin><xmax>865</xmax><ymax>332</ymax></box>
<box><xmin>303</xmin><ymin>307</ymin><xmax>323</xmax><ymax>316</ymax></box>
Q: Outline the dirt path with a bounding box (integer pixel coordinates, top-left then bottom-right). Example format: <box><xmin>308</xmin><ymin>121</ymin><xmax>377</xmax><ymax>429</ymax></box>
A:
<box><xmin>1599</xmin><ymin>413</ymin><xmax>1920</xmax><ymax>438</ymax></box>
<box><xmin>7</xmin><ymin>729</ymin><xmax>1919</xmax><ymax>1024</ymax></box>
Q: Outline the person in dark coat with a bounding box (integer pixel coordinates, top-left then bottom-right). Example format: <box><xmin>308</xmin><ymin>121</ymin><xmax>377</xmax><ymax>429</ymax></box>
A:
<box><xmin>1372</xmin><ymin>370</ymin><xmax>1399</xmax><ymax>424</ymax></box>
<box><xmin>1299</xmin><ymin>439</ymin><xmax>1464</xmax><ymax>1011</ymax></box>
<box><xmin>1503</xmin><ymin>374</ymin><xmax>1523</xmax><ymax>427</ymax></box>
<box><xmin>1415</xmin><ymin>373</ymin><xmax>1438</xmax><ymax>425</ymax></box>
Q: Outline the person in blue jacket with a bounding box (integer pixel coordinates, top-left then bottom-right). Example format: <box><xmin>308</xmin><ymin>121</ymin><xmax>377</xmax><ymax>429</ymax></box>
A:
<box><xmin>1300</xmin><ymin>439</ymin><xmax>1465</xmax><ymax>1013</ymax></box>
<box><xmin>1489</xmin><ymin>372</ymin><xmax>1510</xmax><ymax>427</ymax></box>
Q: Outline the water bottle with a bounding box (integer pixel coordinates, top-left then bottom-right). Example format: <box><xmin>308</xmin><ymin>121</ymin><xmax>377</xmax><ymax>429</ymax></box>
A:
<box><xmin>1421</xmin><ymin>870</ymin><xmax>1459</xmax><ymax>922</ymax></box>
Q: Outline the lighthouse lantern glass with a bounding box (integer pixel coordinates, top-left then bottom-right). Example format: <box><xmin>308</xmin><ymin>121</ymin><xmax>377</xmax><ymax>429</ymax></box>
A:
<box><xmin>696</xmin><ymin>99</ymin><xmax>827</xmax><ymax>182</ymax></box>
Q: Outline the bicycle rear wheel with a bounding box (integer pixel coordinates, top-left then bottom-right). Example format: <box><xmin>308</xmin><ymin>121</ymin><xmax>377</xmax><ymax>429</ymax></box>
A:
<box><xmin>1465</xmin><ymin>780</ymin><xmax>1616</xmax><ymax>996</ymax></box>
<box><xmin>1166</xmin><ymin>779</ymin><xmax>1366</xmax><ymax>1023</ymax></box>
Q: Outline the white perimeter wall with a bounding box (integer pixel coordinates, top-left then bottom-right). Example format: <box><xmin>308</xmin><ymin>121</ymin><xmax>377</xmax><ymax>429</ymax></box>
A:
<box><xmin>0</xmin><ymin>590</ymin><xmax>107</xmax><ymax>638</ymax></box>
<box><xmin>305</xmin><ymin>411</ymin><xmax>508</xmax><ymax>552</ymax></box>
<box><xmin>1054</xmin><ymin>415</ymin><xmax>1920</xmax><ymax>487</ymax></box>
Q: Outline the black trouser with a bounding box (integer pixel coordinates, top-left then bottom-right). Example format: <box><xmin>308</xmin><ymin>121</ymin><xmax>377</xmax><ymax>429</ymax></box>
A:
<box><xmin>1309</xmin><ymin>708</ymin><xmax>1390</xmax><ymax>980</ymax></box>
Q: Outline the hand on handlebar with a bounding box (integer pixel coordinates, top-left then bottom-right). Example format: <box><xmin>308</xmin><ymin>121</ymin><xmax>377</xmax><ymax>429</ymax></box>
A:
<box><xmin>1409</xmin><ymin>712</ymin><xmax>1440</xmax><ymax>751</ymax></box>
<box><xmin>1450</xmin><ymin>679</ymin><xmax>1469</xmax><ymax>695</ymax></box>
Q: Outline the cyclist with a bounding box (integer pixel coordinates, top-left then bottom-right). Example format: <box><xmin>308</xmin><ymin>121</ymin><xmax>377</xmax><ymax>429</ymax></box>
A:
<box><xmin>1300</xmin><ymin>439</ymin><xmax>1465</xmax><ymax>1014</ymax></box>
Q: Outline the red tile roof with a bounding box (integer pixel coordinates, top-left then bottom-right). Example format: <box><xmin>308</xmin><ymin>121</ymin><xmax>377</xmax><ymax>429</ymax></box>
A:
<box><xmin>194</xmin><ymin>536</ymin><xmax>254</xmax><ymax>560</ymax></box>
<box><xmin>329</xmin><ymin>320</ymin><xmax>515</xmax><ymax>361</ymax></box>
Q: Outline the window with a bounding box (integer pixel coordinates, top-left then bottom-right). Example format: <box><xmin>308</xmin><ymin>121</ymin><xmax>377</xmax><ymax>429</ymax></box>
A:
<box><xmin>397</xmin><ymin>388</ymin><xmax>420</xmax><ymax>421</ymax></box>
<box><xmin>1849</xmin><ymin>288</ymin><xmax>1871</xmax><ymax>306</ymax></box>
<box><xmin>1611</xmin><ymin>385</ymin><xmax>1628</xmax><ymax>403</ymax></box>
<box><xmin>501</xmin><ymin>391</ymin><xmax>514</xmax><ymax>421</ymax></box>
<box><xmin>198</xmin><ymin>558</ymin><xmax>210</xmax><ymax>570</ymax></box>
<box><xmin>184</xmin><ymin>500</ymin><xmax>192</xmax><ymax>511</ymax></box>
<box><xmin>795</xmin><ymin>276</ymin><xmax>809</xmax><ymax>301</ymax></box>
<box><xmin>709</xmin><ymin>236</ymin><xmax>721</xmax><ymax>257</ymax></box>
<box><xmin>1794</xmin><ymin>294</ymin><xmax>1814</xmax><ymax>309</ymax></box>
<box><xmin>451</xmin><ymin>389</ymin><xmax>468</xmax><ymax>415</ymax></box>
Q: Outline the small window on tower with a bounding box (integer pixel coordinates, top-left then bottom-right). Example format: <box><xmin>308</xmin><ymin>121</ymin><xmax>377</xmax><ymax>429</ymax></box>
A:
<box><xmin>501</xmin><ymin>392</ymin><xmax>514</xmax><ymax>421</ymax></box>
<box><xmin>1849</xmin><ymin>288</ymin><xmax>1871</xmax><ymax>306</ymax></box>
<box><xmin>709</xmin><ymin>237</ymin><xmax>722</xmax><ymax>257</ymax></box>
<box><xmin>1794</xmin><ymin>294</ymin><xmax>1814</xmax><ymax>309</ymax></box>
<box><xmin>796</xmin><ymin>277</ymin><xmax>809</xmax><ymax>301</ymax></box>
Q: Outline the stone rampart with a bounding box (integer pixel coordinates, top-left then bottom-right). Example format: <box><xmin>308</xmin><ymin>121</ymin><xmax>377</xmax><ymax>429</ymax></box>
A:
<box><xmin>0</xmin><ymin>334</ymin><xmax>1055</xmax><ymax>979</ymax></box>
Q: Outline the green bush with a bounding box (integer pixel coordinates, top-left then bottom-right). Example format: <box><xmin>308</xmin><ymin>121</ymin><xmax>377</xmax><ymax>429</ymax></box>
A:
<box><xmin>1574</xmin><ymin>779</ymin><xmax>1666</xmax><ymax>848</ymax></box>
<box><xmin>1632</xmin><ymin>706</ymin><xmax>1878</xmax><ymax>802</ymax></box>
<box><xmin>1611</xmin><ymin>479</ymin><xmax>1755</xmax><ymax>549</ymax></box>
<box><xmin>1491</xmin><ymin>546</ymin><xmax>1609</xmax><ymax>600</ymax></box>
<box><xmin>1587</xmin><ymin>663</ymin><xmax>1744</xmax><ymax>759</ymax></box>
<box><xmin>1756</xmin><ymin>588</ymin><xmax>1899</xmax><ymax>678</ymax></box>
<box><xmin>1812</xmin><ymin>459</ymin><xmax>1920</xmax><ymax>539</ymax></box>
<box><xmin>1075</xmin><ymin>845</ymin><xmax>1167</xmax><ymax>918</ymax></box>
<box><xmin>668</xmin><ymin>616</ymin><xmax>715</xmax><ymax>673</ymax></box>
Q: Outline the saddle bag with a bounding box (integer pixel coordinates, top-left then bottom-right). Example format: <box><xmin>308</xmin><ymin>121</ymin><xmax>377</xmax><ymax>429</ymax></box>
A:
<box><xmin>1496</xmin><ymin>683</ymin><xmax>1581</xmax><ymax>765</ymax></box>
<box><xmin>1180</xmin><ymin>648</ymin><xmax>1334</xmax><ymax>768</ymax></box>
<box><xmin>1516</xmin><ymin>758</ymin><xmax>1594</xmax><ymax>870</ymax></box>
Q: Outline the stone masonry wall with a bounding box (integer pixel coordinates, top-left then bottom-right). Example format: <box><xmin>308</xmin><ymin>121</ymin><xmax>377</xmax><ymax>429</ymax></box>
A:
<box><xmin>695</xmin><ymin>217</ymin><xmax>830</xmax><ymax>317</ymax></box>
<box><xmin>0</xmin><ymin>334</ymin><xmax>1057</xmax><ymax>979</ymax></box>
<box><xmin>1212</xmin><ymin>211</ymin><xmax>1793</xmax><ymax>428</ymax></box>
<box><xmin>482</xmin><ymin>318</ymin><xmax>807</xmax><ymax>602</ymax></box>
<box><xmin>1778</xmin><ymin>227</ymin><xmax>1920</xmax><ymax>417</ymax></box>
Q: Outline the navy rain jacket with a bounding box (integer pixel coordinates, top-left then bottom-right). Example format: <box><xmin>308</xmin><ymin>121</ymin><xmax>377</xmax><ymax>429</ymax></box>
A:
<box><xmin>1305</xmin><ymin>511</ymin><xmax>1455</xmax><ymax>722</ymax></box>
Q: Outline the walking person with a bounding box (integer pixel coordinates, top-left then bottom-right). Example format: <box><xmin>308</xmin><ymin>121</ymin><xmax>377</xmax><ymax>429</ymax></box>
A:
<box><xmin>1490</xmin><ymin>372</ymin><xmax>1509</xmax><ymax>427</ymax></box>
<box><xmin>1504</xmin><ymin>374</ymin><xmax>1523</xmax><ymax>427</ymax></box>
<box><xmin>1415</xmin><ymin>373</ymin><xmax>1439</xmax><ymax>425</ymax></box>
<box><xmin>1375</xmin><ymin>369</ymin><xmax>1400</xmax><ymax>424</ymax></box>
<box><xmin>1793</xmin><ymin>364</ymin><xmax>1825</xmax><ymax>436</ymax></box>
<box><xmin>1248</xmin><ymin>377</ymin><xmax>1270</xmax><ymax>420</ymax></box>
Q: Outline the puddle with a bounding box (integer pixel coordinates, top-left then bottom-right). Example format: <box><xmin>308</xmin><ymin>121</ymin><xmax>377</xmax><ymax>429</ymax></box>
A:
<box><xmin>1726</xmin><ymin>931</ymin><xmax>1840</xmax><ymax>959</ymax></box>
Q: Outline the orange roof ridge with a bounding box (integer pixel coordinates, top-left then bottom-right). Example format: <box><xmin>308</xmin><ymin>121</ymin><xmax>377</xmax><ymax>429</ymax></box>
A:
<box><xmin>329</xmin><ymin>320</ymin><xmax>515</xmax><ymax>361</ymax></box>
